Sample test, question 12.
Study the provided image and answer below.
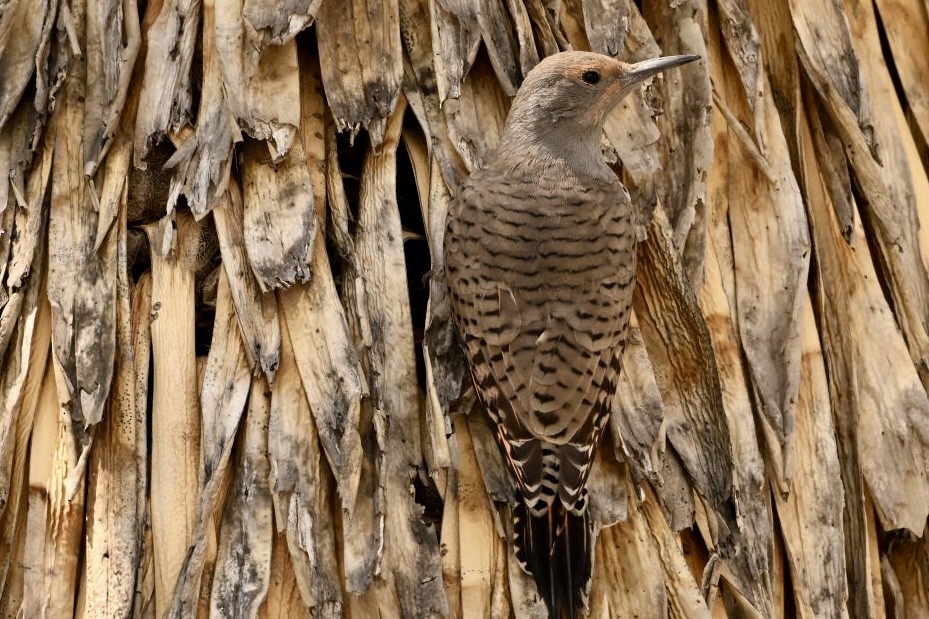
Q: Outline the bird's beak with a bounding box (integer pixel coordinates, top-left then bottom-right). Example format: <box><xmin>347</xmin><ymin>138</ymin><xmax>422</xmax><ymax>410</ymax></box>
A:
<box><xmin>625</xmin><ymin>54</ymin><xmax>701</xmax><ymax>85</ymax></box>
<box><xmin>590</xmin><ymin>54</ymin><xmax>700</xmax><ymax>125</ymax></box>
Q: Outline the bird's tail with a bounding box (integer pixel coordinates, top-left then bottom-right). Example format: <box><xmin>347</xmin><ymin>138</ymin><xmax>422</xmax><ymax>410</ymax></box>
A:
<box><xmin>513</xmin><ymin>499</ymin><xmax>592</xmax><ymax>619</ymax></box>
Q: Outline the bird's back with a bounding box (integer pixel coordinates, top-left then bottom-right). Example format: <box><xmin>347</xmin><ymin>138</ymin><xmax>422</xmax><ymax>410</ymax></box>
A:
<box><xmin>445</xmin><ymin>161</ymin><xmax>636</xmax><ymax>616</ymax></box>
<box><xmin>445</xmin><ymin>162</ymin><xmax>635</xmax><ymax>512</ymax></box>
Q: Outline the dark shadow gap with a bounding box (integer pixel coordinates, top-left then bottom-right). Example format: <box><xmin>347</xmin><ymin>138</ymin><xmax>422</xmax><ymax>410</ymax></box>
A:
<box><xmin>873</xmin><ymin>0</ymin><xmax>929</xmax><ymax>179</ymax></box>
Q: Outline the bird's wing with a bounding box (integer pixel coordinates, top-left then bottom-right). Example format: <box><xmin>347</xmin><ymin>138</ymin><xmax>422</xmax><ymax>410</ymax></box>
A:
<box><xmin>444</xmin><ymin>172</ymin><xmax>635</xmax><ymax>510</ymax></box>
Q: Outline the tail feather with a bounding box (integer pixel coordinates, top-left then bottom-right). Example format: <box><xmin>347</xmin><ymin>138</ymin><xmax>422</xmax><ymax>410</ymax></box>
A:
<box><xmin>513</xmin><ymin>500</ymin><xmax>592</xmax><ymax>618</ymax></box>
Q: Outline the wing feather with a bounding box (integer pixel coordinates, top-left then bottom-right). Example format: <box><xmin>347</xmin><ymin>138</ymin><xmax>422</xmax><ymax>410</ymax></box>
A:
<box><xmin>444</xmin><ymin>170</ymin><xmax>634</xmax><ymax>511</ymax></box>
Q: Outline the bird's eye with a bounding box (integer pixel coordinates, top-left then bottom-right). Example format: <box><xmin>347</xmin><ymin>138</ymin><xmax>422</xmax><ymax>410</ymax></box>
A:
<box><xmin>581</xmin><ymin>69</ymin><xmax>601</xmax><ymax>85</ymax></box>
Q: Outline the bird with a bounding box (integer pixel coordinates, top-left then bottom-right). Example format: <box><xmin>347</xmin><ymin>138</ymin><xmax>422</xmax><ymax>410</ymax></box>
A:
<box><xmin>443</xmin><ymin>50</ymin><xmax>699</xmax><ymax>618</ymax></box>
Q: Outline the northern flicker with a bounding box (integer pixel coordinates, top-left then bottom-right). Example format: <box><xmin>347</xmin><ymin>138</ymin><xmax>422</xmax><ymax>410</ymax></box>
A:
<box><xmin>444</xmin><ymin>51</ymin><xmax>699</xmax><ymax>618</ymax></box>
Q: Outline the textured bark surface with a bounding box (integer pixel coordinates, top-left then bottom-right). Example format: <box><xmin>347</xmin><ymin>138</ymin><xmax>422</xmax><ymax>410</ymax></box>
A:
<box><xmin>0</xmin><ymin>0</ymin><xmax>928</xmax><ymax>617</ymax></box>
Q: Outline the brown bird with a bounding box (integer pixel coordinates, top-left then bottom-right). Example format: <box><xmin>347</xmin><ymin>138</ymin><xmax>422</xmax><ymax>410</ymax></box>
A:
<box><xmin>444</xmin><ymin>51</ymin><xmax>698</xmax><ymax>617</ymax></box>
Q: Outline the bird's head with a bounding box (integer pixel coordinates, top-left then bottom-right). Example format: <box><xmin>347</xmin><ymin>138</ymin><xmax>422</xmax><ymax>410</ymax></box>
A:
<box><xmin>499</xmin><ymin>51</ymin><xmax>700</xmax><ymax>171</ymax></box>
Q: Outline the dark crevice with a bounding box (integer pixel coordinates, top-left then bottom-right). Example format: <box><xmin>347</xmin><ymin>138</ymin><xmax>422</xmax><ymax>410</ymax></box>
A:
<box><xmin>335</xmin><ymin>130</ymin><xmax>368</xmax><ymax>232</ymax></box>
<box><xmin>413</xmin><ymin>471</ymin><xmax>445</xmax><ymax>537</ymax></box>
<box><xmin>327</xmin><ymin>129</ymin><xmax>369</xmax><ymax>297</ymax></box>
<box><xmin>873</xmin><ymin>0</ymin><xmax>929</xmax><ymax>178</ymax></box>
<box><xmin>396</xmin><ymin>118</ymin><xmax>431</xmax><ymax>394</ymax></box>
<box><xmin>773</xmin><ymin>504</ymin><xmax>798</xmax><ymax>619</ymax></box>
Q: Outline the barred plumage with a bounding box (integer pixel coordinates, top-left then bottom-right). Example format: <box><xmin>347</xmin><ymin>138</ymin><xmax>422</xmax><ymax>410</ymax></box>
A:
<box><xmin>446</xmin><ymin>170</ymin><xmax>634</xmax><ymax>511</ymax></box>
<box><xmin>444</xmin><ymin>50</ymin><xmax>699</xmax><ymax>618</ymax></box>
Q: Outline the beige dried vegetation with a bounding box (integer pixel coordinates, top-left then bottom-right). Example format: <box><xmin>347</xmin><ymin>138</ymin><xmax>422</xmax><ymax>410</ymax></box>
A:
<box><xmin>0</xmin><ymin>0</ymin><xmax>927</xmax><ymax>617</ymax></box>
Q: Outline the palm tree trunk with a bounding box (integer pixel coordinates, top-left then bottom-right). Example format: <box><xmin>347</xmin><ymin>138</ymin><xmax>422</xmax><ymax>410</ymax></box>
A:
<box><xmin>0</xmin><ymin>0</ymin><xmax>927</xmax><ymax>617</ymax></box>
